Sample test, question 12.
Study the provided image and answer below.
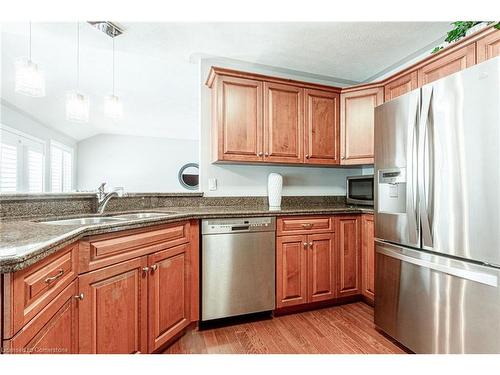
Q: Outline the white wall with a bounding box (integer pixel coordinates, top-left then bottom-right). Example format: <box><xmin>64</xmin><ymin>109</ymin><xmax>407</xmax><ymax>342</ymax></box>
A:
<box><xmin>199</xmin><ymin>58</ymin><xmax>364</xmax><ymax>197</ymax></box>
<box><xmin>0</xmin><ymin>100</ymin><xmax>78</xmax><ymax>190</ymax></box>
<box><xmin>77</xmin><ymin>134</ymin><xmax>198</xmax><ymax>192</ymax></box>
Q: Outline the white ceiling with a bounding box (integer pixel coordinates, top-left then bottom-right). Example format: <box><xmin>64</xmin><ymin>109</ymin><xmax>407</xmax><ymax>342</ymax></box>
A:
<box><xmin>1</xmin><ymin>22</ymin><xmax>451</xmax><ymax>142</ymax></box>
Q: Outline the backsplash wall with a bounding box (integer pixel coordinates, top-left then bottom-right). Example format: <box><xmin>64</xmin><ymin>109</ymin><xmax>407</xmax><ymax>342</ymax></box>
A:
<box><xmin>198</xmin><ymin>58</ymin><xmax>365</xmax><ymax>197</ymax></box>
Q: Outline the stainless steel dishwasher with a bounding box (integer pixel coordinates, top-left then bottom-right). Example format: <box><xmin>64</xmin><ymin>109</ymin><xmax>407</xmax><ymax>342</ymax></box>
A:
<box><xmin>201</xmin><ymin>217</ymin><xmax>276</xmax><ymax>321</ymax></box>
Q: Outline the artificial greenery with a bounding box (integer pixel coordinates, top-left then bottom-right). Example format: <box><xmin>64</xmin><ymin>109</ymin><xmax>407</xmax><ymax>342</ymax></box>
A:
<box><xmin>431</xmin><ymin>21</ymin><xmax>500</xmax><ymax>54</ymax></box>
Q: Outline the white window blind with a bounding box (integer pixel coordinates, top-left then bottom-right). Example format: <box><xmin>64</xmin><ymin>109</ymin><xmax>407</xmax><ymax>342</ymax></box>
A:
<box><xmin>0</xmin><ymin>127</ymin><xmax>45</xmax><ymax>193</ymax></box>
<box><xmin>51</xmin><ymin>142</ymin><xmax>73</xmax><ymax>192</ymax></box>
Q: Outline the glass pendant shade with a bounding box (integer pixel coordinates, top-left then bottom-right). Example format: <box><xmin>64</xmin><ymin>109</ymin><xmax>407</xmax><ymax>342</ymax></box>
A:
<box><xmin>66</xmin><ymin>90</ymin><xmax>89</xmax><ymax>123</ymax></box>
<box><xmin>104</xmin><ymin>94</ymin><xmax>123</xmax><ymax>119</ymax></box>
<box><xmin>15</xmin><ymin>58</ymin><xmax>46</xmax><ymax>97</ymax></box>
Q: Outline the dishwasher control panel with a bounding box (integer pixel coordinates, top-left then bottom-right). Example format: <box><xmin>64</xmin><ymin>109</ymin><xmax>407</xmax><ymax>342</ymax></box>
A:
<box><xmin>202</xmin><ymin>217</ymin><xmax>276</xmax><ymax>234</ymax></box>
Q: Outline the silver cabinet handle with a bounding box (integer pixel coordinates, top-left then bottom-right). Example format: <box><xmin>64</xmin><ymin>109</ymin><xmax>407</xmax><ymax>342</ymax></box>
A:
<box><xmin>309</xmin><ymin>242</ymin><xmax>313</xmax><ymax>248</ymax></box>
<box><xmin>142</xmin><ymin>266</ymin><xmax>149</xmax><ymax>275</ymax></box>
<box><xmin>303</xmin><ymin>242</ymin><xmax>308</xmax><ymax>248</ymax></box>
<box><xmin>45</xmin><ymin>269</ymin><xmax>64</xmax><ymax>284</ymax></box>
<box><xmin>74</xmin><ymin>293</ymin><xmax>84</xmax><ymax>301</ymax></box>
<box><xmin>150</xmin><ymin>264</ymin><xmax>158</xmax><ymax>272</ymax></box>
<box><xmin>258</xmin><ymin>152</ymin><xmax>263</xmax><ymax>156</ymax></box>
<box><xmin>264</xmin><ymin>152</ymin><xmax>269</xmax><ymax>157</ymax></box>
<box><xmin>305</xmin><ymin>154</ymin><xmax>310</xmax><ymax>159</ymax></box>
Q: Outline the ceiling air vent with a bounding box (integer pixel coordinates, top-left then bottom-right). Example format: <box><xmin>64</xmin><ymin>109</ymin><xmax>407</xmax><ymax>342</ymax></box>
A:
<box><xmin>87</xmin><ymin>21</ymin><xmax>124</xmax><ymax>38</ymax></box>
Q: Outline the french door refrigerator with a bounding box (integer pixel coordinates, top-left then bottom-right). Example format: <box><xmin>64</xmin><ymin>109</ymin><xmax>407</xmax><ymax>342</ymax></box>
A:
<box><xmin>374</xmin><ymin>56</ymin><xmax>500</xmax><ymax>354</ymax></box>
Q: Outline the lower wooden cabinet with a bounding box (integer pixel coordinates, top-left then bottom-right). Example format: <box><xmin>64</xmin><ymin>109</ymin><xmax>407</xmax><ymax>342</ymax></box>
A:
<box><xmin>3</xmin><ymin>280</ymin><xmax>79</xmax><ymax>354</ymax></box>
<box><xmin>336</xmin><ymin>215</ymin><xmax>361</xmax><ymax>298</ymax></box>
<box><xmin>361</xmin><ymin>214</ymin><xmax>375</xmax><ymax>303</ymax></box>
<box><xmin>148</xmin><ymin>243</ymin><xmax>191</xmax><ymax>352</ymax></box>
<box><xmin>276</xmin><ymin>232</ymin><xmax>336</xmax><ymax>308</ymax></box>
<box><xmin>78</xmin><ymin>257</ymin><xmax>148</xmax><ymax>354</ymax></box>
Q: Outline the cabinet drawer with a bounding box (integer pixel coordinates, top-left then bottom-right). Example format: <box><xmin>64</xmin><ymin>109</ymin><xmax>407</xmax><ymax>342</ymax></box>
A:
<box><xmin>79</xmin><ymin>222</ymin><xmax>190</xmax><ymax>272</ymax></box>
<box><xmin>277</xmin><ymin>216</ymin><xmax>333</xmax><ymax>235</ymax></box>
<box><xmin>3</xmin><ymin>243</ymin><xmax>78</xmax><ymax>339</ymax></box>
<box><xmin>2</xmin><ymin>280</ymin><xmax>78</xmax><ymax>354</ymax></box>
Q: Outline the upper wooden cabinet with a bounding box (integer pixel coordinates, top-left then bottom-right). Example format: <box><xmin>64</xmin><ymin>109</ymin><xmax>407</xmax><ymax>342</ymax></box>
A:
<box><xmin>304</xmin><ymin>89</ymin><xmax>340</xmax><ymax>165</ymax></box>
<box><xmin>417</xmin><ymin>44</ymin><xmax>476</xmax><ymax>86</ymax></box>
<box><xmin>207</xmin><ymin>67</ymin><xmax>341</xmax><ymax>166</ymax></box>
<box><xmin>384</xmin><ymin>71</ymin><xmax>418</xmax><ymax>102</ymax></box>
<box><xmin>212</xmin><ymin>75</ymin><xmax>263</xmax><ymax>163</ymax></box>
<box><xmin>264</xmin><ymin>82</ymin><xmax>304</xmax><ymax>163</ymax></box>
<box><xmin>340</xmin><ymin>86</ymin><xmax>383</xmax><ymax>165</ymax></box>
<box><xmin>476</xmin><ymin>28</ymin><xmax>500</xmax><ymax>63</ymax></box>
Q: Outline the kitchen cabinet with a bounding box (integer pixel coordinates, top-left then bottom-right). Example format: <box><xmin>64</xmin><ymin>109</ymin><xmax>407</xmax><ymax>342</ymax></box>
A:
<box><xmin>276</xmin><ymin>235</ymin><xmax>308</xmax><ymax>308</ymax></box>
<box><xmin>340</xmin><ymin>86</ymin><xmax>383</xmax><ymax>165</ymax></box>
<box><xmin>361</xmin><ymin>214</ymin><xmax>375</xmax><ymax>303</ymax></box>
<box><xmin>417</xmin><ymin>43</ymin><xmax>476</xmax><ymax>86</ymax></box>
<box><xmin>78</xmin><ymin>256</ymin><xmax>149</xmax><ymax>354</ymax></box>
<box><xmin>304</xmin><ymin>89</ymin><xmax>340</xmax><ymax>165</ymax></box>
<box><xmin>276</xmin><ymin>233</ymin><xmax>336</xmax><ymax>308</ymax></box>
<box><xmin>336</xmin><ymin>215</ymin><xmax>361</xmax><ymax>298</ymax></box>
<box><xmin>148</xmin><ymin>243</ymin><xmax>191</xmax><ymax>352</ymax></box>
<box><xmin>476</xmin><ymin>28</ymin><xmax>500</xmax><ymax>63</ymax></box>
<box><xmin>263</xmin><ymin>82</ymin><xmax>304</xmax><ymax>163</ymax></box>
<box><xmin>207</xmin><ymin>67</ymin><xmax>341</xmax><ymax>166</ymax></box>
<box><xmin>2</xmin><ymin>280</ymin><xmax>78</xmax><ymax>354</ymax></box>
<box><xmin>211</xmin><ymin>75</ymin><xmax>263</xmax><ymax>163</ymax></box>
<box><xmin>384</xmin><ymin>71</ymin><xmax>418</xmax><ymax>102</ymax></box>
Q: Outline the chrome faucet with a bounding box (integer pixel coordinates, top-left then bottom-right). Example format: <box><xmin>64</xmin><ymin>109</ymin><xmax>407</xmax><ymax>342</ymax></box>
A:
<box><xmin>97</xmin><ymin>183</ymin><xmax>124</xmax><ymax>214</ymax></box>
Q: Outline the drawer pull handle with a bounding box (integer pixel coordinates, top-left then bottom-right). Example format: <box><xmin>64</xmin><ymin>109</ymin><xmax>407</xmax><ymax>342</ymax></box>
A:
<box><xmin>301</xmin><ymin>223</ymin><xmax>313</xmax><ymax>229</ymax></box>
<box><xmin>74</xmin><ymin>293</ymin><xmax>84</xmax><ymax>301</ymax></box>
<box><xmin>45</xmin><ymin>269</ymin><xmax>64</xmax><ymax>284</ymax></box>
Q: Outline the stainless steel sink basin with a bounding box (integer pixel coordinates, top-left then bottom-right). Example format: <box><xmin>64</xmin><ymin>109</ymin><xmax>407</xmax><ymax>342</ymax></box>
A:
<box><xmin>42</xmin><ymin>217</ymin><xmax>127</xmax><ymax>225</ymax></box>
<box><xmin>111</xmin><ymin>212</ymin><xmax>175</xmax><ymax>220</ymax></box>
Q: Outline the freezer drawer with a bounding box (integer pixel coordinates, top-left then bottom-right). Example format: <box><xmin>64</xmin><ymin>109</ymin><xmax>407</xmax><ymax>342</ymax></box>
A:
<box><xmin>375</xmin><ymin>240</ymin><xmax>500</xmax><ymax>353</ymax></box>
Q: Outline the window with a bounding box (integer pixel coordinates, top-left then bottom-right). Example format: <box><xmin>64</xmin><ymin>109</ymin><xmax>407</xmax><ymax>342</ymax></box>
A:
<box><xmin>0</xmin><ymin>127</ymin><xmax>45</xmax><ymax>193</ymax></box>
<box><xmin>50</xmin><ymin>141</ymin><xmax>73</xmax><ymax>192</ymax></box>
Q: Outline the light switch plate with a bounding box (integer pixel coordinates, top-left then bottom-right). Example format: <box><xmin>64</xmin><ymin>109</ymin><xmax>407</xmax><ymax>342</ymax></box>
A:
<box><xmin>208</xmin><ymin>178</ymin><xmax>217</xmax><ymax>191</ymax></box>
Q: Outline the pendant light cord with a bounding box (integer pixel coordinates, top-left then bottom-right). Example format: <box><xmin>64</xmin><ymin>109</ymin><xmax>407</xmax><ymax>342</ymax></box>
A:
<box><xmin>76</xmin><ymin>22</ymin><xmax>80</xmax><ymax>90</ymax></box>
<box><xmin>112</xmin><ymin>35</ymin><xmax>115</xmax><ymax>96</ymax></box>
<box><xmin>28</xmin><ymin>21</ymin><xmax>32</xmax><ymax>61</ymax></box>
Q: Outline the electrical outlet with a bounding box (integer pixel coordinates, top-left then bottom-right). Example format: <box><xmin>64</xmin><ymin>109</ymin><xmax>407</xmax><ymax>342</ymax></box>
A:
<box><xmin>208</xmin><ymin>178</ymin><xmax>217</xmax><ymax>191</ymax></box>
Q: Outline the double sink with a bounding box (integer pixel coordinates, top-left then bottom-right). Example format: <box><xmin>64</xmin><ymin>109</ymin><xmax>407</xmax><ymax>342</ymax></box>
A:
<box><xmin>42</xmin><ymin>211</ymin><xmax>176</xmax><ymax>225</ymax></box>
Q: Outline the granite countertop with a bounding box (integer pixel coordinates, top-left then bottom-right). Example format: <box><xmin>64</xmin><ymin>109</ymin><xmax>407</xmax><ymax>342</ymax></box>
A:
<box><xmin>0</xmin><ymin>204</ymin><xmax>373</xmax><ymax>273</ymax></box>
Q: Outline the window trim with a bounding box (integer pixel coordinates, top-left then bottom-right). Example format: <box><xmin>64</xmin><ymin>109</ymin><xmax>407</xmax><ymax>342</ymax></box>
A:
<box><xmin>50</xmin><ymin>140</ymin><xmax>75</xmax><ymax>192</ymax></box>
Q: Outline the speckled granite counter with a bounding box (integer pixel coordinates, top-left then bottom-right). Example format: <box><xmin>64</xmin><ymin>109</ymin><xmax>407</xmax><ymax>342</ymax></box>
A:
<box><xmin>0</xmin><ymin>204</ymin><xmax>373</xmax><ymax>273</ymax></box>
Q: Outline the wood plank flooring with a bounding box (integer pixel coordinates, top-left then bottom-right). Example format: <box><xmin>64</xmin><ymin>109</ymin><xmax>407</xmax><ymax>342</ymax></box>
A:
<box><xmin>164</xmin><ymin>302</ymin><xmax>407</xmax><ymax>354</ymax></box>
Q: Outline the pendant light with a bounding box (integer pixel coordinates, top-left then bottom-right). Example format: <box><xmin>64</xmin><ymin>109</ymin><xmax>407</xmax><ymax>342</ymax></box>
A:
<box><xmin>15</xmin><ymin>22</ymin><xmax>46</xmax><ymax>97</ymax></box>
<box><xmin>104</xmin><ymin>32</ymin><xmax>122</xmax><ymax>119</ymax></box>
<box><xmin>66</xmin><ymin>22</ymin><xmax>89</xmax><ymax>123</ymax></box>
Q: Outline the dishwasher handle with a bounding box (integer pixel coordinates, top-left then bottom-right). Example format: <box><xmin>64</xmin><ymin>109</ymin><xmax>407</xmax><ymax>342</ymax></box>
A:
<box><xmin>231</xmin><ymin>225</ymin><xmax>250</xmax><ymax>231</ymax></box>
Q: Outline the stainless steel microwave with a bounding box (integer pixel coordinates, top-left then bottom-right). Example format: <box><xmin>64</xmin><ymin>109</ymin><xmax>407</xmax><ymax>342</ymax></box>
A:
<box><xmin>346</xmin><ymin>175</ymin><xmax>374</xmax><ymax>206</ymax></box>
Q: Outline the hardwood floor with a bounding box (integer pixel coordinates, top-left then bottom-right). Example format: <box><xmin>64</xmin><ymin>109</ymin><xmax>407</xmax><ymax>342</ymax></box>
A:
<box><xmin>163</xmin><ymin>302</ymin><xmax>407</xmax><ymax>354</ymax></box>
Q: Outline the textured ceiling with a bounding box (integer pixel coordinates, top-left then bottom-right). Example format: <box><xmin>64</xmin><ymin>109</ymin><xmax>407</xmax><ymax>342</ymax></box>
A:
<box><xmin>1</xmin><ymin>22</ymin><xmax>451</xmax><ymax>141</ymax></box>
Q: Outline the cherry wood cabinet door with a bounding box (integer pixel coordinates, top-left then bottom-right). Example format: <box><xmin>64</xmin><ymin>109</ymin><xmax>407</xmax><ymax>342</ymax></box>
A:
<box><xmin>340</xmin><ymin>87</ymin><xmax>383</xmax><ymax>165</ymax></box>
<box><xmin>276</xmin><ymin>235</ymin><xmax>308</xmax><ymax>308</ymax></box>
<box><xmin>148</xmin><ymin>243</ymin><xmax>191</xmax><ymax>352</ymax></box>
<box><xmin>336</xmin><ymin>216</ymin><xmax>361</xmax><ymax>297</ymax></box>
<box><xmin>263</xmin><ymin>82</ymin><xmax>304</xmax><ymax>163</ymax></box>
<box><xmin>361</xmin><ymin>214</ymin><xmax>375</xmax><ymax>303</ymax></box>
<box><xmin>304</xmin><ymin>89</ymin><xmax>340</xmax><ymax>165</ymax></box>
<box><xmin>78</xmin><ymin>257</ymin><xmax>148</xmax><ymax>354</ymax></box>
<box><xmin>384</xmin><ymin>71</ymin><xmax>418</xmax><ymax>102</ymax></box>
<box><xmin>214</xmin><ymin>75</ymin><xmax>263</xmax><ymax>162</ymax></box>
<box><xmin>476</xmin><ymin>29</ymin><xmax>500</xmax><ymax>63</ymax></box>
<box><xmin>307</xmin><ymin>233</ymin><xmax>336</xmax><ymax>303</ymax></box>
<box><xmin>417</xmin><ymin>44</ymin><xmax>476</xmax><ymax>86</ymax></box>
<box><xmin>3</xmin><ymin>280</ymin><xmax>78</xmax><ymax>354</ymax></box>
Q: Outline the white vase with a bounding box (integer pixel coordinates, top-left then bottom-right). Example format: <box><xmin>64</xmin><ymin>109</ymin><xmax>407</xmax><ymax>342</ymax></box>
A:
<box><xmin>267</xmin><ymin>173</ymin><xmax>283</xmax><ymax>210</ymax></box>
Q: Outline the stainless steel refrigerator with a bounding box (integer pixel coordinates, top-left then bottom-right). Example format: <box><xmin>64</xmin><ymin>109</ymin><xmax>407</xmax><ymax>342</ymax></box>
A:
<box><xmin>374</xmin><ymin>56</ymin><xmax>500</xmax><ymax>354</ymax></box>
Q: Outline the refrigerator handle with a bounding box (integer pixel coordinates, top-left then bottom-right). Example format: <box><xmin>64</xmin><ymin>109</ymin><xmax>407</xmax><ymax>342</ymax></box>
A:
<box><xmin>407</xmin><ymin>93</ymin><xmax>420</xmax><ymax>244</ymax></box>
<box><xmin>418</xmin><ymin>86</ymin><xmax>434</xmax><ymax>248</ymax></box>
<box><xmin>376</xmin><ymin>242</ymin><xmax>498</xmax><ymax>287</ymax></box>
